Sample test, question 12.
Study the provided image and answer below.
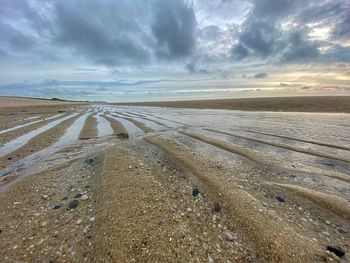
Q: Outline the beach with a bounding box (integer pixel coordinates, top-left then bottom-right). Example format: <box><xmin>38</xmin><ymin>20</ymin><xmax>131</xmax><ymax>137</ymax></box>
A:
<box><xmin>118</xmin><ymin>96</ymin><xmax>350</xmax><ymax>113</ymax></box>
<box><xmin>0</xmin><ymin>97</ymin><xmax>349</xmax><ymax>262</ymax></box>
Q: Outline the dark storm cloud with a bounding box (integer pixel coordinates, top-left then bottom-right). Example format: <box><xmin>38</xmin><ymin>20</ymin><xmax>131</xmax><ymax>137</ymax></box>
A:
<box><xmin>231</xmin><ymin>43</ymin><xmax>250</xmax><ymax>60</ymax></box>
<box><xmin>151</xmin><ymin>0</ymin><xmax>196</xmax><ymax>59</ymax></box>
<box><xmin>238</xmin><ymin>21</ymin><xmax>278</xmax><ymax>57</ymax></box>
<box><xmin>53</xmin><ymin>0</ymin><xmax>152</xmax><ymax>66</ymax></box>
<box><xmin>52</xmin><ymin>0</ymin><xmax>196</xmax><ymax>65</ymax></box>
<box><xmin>0</xmin><ymin>0</ymin><xmax>349</xmax><ymax>73</ymax></box>
<box><xmin>0</xmin><ymin>0</ymin><xmax>197</xmax><ymax>67</ymax></box>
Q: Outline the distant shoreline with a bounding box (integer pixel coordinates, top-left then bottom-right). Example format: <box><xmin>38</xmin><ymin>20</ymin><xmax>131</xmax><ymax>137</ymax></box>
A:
<box><xmin>115</xmin><ymin>96</ymin><xmax>350</xmax><ymax>113</ymax></box>
<box><xmin>0</xmin><ymin>96</ymin><xmax>86</xmax><ymax>108</ymax></box>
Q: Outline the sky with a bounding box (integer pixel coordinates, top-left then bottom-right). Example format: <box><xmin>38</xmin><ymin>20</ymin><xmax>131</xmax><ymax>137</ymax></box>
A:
<box><xmin>0</xmin><ymin>0</ymin><xmax>349</xmax><ymax>102</ymax></box>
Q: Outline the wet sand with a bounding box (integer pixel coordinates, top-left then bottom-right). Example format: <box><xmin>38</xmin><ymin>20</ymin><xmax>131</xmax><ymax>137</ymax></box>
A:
<box><xmin>118</xmin><ymin>96</ymin><xmax>350</xmax><ymax>113</ymax></box>
<box><xmin>0</xmin><ymin>100</ymin><xmax>349</xmax><ymax>262</ymax></box>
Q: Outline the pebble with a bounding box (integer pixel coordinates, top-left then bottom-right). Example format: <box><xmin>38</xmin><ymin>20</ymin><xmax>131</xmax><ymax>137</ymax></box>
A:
<box><xmin>74</xmin><ymin>193</ymin><xmax>82</xmax><ymax>198</ymax></box>
<box><xmin>192</xmin><ymin>187</ymin><xmax>200</xmax><ymax>197</ymax></box>
<box><xmin>68</xmin><ymin>200</ymin><xmax>79</xmax><ymax>209</ymax></box>
<box><xmin>326</xmin><ymin>244</ymin><xmax>345</xmax><ymax>258</ymax></box>
<box><xmin>208</xmin><ymin>254</ymin><xmax>214</xmax><ymax>263</ymax></box>
<box><xmin>85</xmin><ymin>158</ymin><xmax>95</xmax><ymax>165</ymax></box>
<box><xmin>41</xmin><ymin>222</ymin><xmax>47</xmax><ymax>227</ymax></box>
<box><xmin>276</xmin><ymin>196</ymin><xmax>285</xmax><ymax>202</ymax></box>
<box><xmin>213</xmin><ymin>202</ymin><xmax>221</xmax><ymax>212</ymax></box>
<box><xmin>338</xmin><ymin>227</ymin><xmax>348</xmax><ymax>234</ymax></box>
<box><xmin>52</xmin><ymin>205</ymin><xmax>62</xmax><ymax>210</ymax></box>
<box><xmin>76</xmin><ymin>219</ymin><xmax>83</xmax><ymax>225</ymax></box>
<box><xmin>81</xmin><ymin>195</ymin><xmax>88</xmax><ymax>201</ymax></box>
<box><xmin>224</xmin><ymin>231</ymin><xmax>235</xmax><ymax>241</ymax></box>
<box><xmin>186</xmin><ymin>208</ymin><xmax>192</xmax><ymax>213</ymax></box>
<box><xmin>89</xmin><ymin>217</ymin><xmax>95</xmax><ymax>222</ymax></box>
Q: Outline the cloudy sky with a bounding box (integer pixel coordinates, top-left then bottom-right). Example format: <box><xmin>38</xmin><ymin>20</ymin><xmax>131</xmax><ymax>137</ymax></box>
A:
<box><xmin>0</xmin><ymin>0</ymin><xmax>349</xmax><ymax>102</ymax></box>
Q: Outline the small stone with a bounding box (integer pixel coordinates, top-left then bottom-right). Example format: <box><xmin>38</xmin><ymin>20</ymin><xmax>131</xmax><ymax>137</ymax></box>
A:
<box><xmin>186</xmin><ymin>208</ymin><xmax>192</xmax><ymax>213</ymax></box>
<box><xmin>42</xmin><ymin>195</ymin><xmax>48</xmax><ymax>200</ymax></box>
<box><xmin>208</xmin><ymin>254</ymin><xmax>214</xmax><ymax>263</ymax></box>
<box><xmin>52</xmin><ymin>205</ymin><xmax>62</xmax><ymax>210</ymax></box>
<box><xmin>76</xmin><ymin>219</ymin><xmax>83</xmax><ymax>225</ymax></box>
<box><xmin>213</xmin><ymin>202</ymin><xmax>221</xmax><ymax>213</ymax></box>
<box><xmin>74</xmin><ymin>193</ymin><xmax>82</xmax><ymax>198</ymax></box>
<box><xmin>41</xmin><ymin>222</ymin><xmax>47</xmax><ymax>227</ymax></box>
<box><xmin>118</xmin><ymin>133</ymin><xmax>129</xmax><ymax>139</ymax></box>
<box><xmin>325</xmin><ymin>220</ymin><xmax>331</xmax><ymax>225</ymax></box>
<box><xmin>85</xmin><ymin>158</ymin><xmax>95</xmax><ymax>165</ymax></box>
<box><xmin>276</xmin><ymin>196</ymin><xmax>285</xmax><ymax>202</ymax></box>
<box><xmin>68</xmin><ymin>200</ymin><xmax>79</xmax><ymax>209</ymax></box>
<box><xmin>192</xmin><ymin>187</ymin><xmax>200</xmax><ymax>197</ymax></box>
<box><xmin>338</xmin><ymin>227</ymin><xmax>348</xmax><ymax>234</ymax></box>
<box><xmin>89</xmin><ymin>217</ymin><xmax>95</xmax><ymax>222</ymax></box>
<box><xmin>81</xmin><ymin>194</ymin><xmax>88</xmax><ymax>201</ymax></box>
<box><xmin>326</xmin><ymin>245</ymin><xmax>345</xmax><ymax>258</ymax></box>
<box><xmin>224</xmin><ymin>231</ymin><xmax>235</xmax><ymax>241</ymax></box>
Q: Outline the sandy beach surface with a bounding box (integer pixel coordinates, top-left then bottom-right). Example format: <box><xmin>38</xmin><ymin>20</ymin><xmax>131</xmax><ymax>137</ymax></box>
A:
<box><xmin>0</xmin><ymin>99</ymin><xmax>349</xmax><ymax>262</ymax></box>
<box><xmin>118</xmin><ymin>96</ymin><xmax>350</xmax><ymax>113</ymax></box>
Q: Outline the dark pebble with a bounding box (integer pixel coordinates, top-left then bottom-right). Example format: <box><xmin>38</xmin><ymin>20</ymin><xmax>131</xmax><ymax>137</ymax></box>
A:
<box><xmin>192</xmin><ymin>187</ymin><xmax>199</xmax><ymax>197</ymax></box>
<box><xmin>68</xmin><ymin>199</ymin><xmax>79</xmax><ymax>209</ymax></box>
<box><xmin>327</xmin><ymin>244</ymin><xmax>345</xmax><ymax>258</ymax></box>
<box><xmin>338</xmin><ymin>228</ymin><xmax>348</xmax><ymax>234</ymax></box>
<box><xmin>52</xmin><ymin>205</ymin><xmax>62</xmax><ymax>210</ymax></box>
<box><xmin>276</xmin><ymin>196</ymin><xmax>285</xmax><ymax>202</ymax></box>
<box><xmin>7</xmin><ymin>157</ymin><xmax>12</xmax><ymax>160</ymax></box>
<box><xmin>75</xmin><ymin>193</ymin><xmax>83</xmax><ymax>198</ymax></box>
<box><xmin>213</xmin><ymin>202</ymin><xmax>221</xmax><ymax>212</ymax></box>
<box><xmin>85</xmin><ymin>158</ymin><xmax>95</xmax><ymax>164</ymax></box>
<box><xmin>118</xmin><ymin>133</ymin><xmax>129</xmax><ymax>139</ymax></box>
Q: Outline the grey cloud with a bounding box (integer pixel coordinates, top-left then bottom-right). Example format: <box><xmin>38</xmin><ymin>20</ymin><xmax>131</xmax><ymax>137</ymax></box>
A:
<box><xmin>152</xmin><ymin>0</ymin><xmax>196</xmax><ymax>60</ymax></box>
<box><xmin>250</xmin><ymin>0</ymin><xmax>301</xmax><ymax>20</ymax></box>
<box><xmin>53</xmin><ymin>0</ymin><xmax>152</xmax><ymax>66</ymax></box>
<box><xmin>231</xmin><ymin>0</ymin><xmax>322</xmax><ymax>64</ymax></box>
<box><xmin>280</xmin><ymin>30</ymin><xmax>320</xmax><ymax>62</ymax></box>
<box><xmin>254</xmin><ymin>72</ymin><xmax>268</xmax><ymax>79</ymax></box>
<box><xmin>321</xmin><ymin>45</ymin><xmax>350</xmax><ymax>63</ymax></box>
<box><xmin>0</xmin><ymin>19</ymin><xmax>37</xmax><ymax>52</ymax></box>
<box><xmin>231</xmin><ymin>43</ymin><xmax>250</xmax><ymax>60</ymax></box>
<box><xmin>0</xmin><ymin>0</ymin><xmax>197</xmax><ymax>68</ymax></box>
<box><xmin>296</xmin><ymin>1</ymin><xmax>350</xmax><ymax>41</ymax></box>
<box><xmin>332</xmin><ymin>10</ymin><xmax>350</xmax><ymax>40</ymax></box>
<box><xmin>238</xmin><ymin>21</ymin><xmax>277</xmax><ymax>57</ymax></box>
